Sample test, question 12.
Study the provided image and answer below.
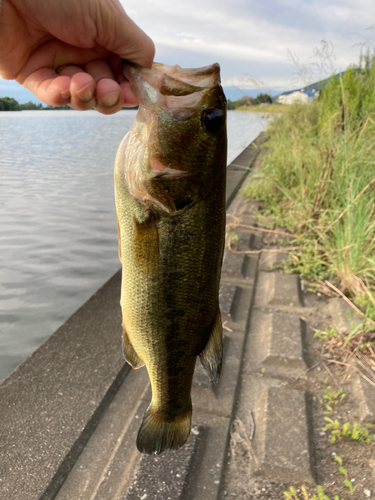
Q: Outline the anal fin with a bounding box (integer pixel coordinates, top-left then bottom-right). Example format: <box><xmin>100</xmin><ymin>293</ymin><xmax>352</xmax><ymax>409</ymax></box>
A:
<box><xmin>122</xmin><ymin>324</ymin><xmax>144</xmax><ymax>370</ymax></box>
<box><xmin>199</xmin><ymin>308</ymin><xmax>223</xmax><ymax>383</ymax></box>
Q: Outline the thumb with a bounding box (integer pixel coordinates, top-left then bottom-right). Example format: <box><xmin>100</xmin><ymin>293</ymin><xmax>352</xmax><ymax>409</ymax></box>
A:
<box><xmin>96</xmin><ymin>1</ymin><xmax>155</xmax><ymax>68</ymax></box>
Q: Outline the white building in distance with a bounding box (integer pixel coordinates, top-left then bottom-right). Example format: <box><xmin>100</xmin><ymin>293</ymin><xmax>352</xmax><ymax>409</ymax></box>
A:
<box><xmin>276</xmin><ymin>90</ymin><xmax>317</xmax><ymax>105</ymax></box>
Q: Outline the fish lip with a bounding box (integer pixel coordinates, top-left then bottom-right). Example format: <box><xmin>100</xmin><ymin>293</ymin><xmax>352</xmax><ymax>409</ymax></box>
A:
<box><xmin>122</xmin><ymin>62</ymin><xmax>156</xmax><ymax>107</ymax></box>
<box><xmin>122</xmin><ymin>61</ymin><xmax>222</xmax><ymax>107</ymax></box>
<box><xmin>150</xmin><ymin>170</ymin><xmax>193</xmax><ymax>180</ymax></box>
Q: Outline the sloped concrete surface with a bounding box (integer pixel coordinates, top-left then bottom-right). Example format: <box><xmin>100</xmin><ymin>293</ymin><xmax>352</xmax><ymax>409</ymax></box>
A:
<box><xmin>0</xmin><ymin>271</ymin><xmax>127</xmax><ymax>500</ymax></box>
<box><xmin>0</xmin><ymin>132</ymin><xmax>329</xmax><ymax>499</ymax></box>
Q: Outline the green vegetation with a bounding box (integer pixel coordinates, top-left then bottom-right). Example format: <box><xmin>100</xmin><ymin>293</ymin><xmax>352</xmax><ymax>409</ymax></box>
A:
<box><xmin>323</xmin><ymin>418</ymin><xmax>374</xmax><ymax>444</ymax></box>
<box><xmin>0</xmin><ymin>96</ymin><xmax>71</xmax><ymax>111</ymax></box>
<box><xmin>314</xmin><ymin>319</ymin><xmax>375</xmax><ymax>356</ymax></box>
<box><xmin>0</xmin><ymin>97</ymin><xmax>46</xmax><ymax>110</ymax></box>
<box><xmin>319</xmin><ymin>385</ymin><xmax>374</xmax><ymax>444</ymax></box>
<box><xmin>334</xmin><ymin>456</ymin><xmax>357</xmax><ymax>496</ymax></box>
<box><xmin>0</xmin><ymin>96</ymin><xmax>138</xmax><ymax>111</ymax></box>
<box><xmin>284</xmin><ymin>485</ymin><xmax>340</xmax><ymax>500</ymax></box>
<box><xmin>227</xmin><ymin>92</ymin><xmax>273</xmax><ymax>110</ymax></box>
<box><xmin>284</xmin><ymin>453</ymin><xmax>367</xmax><ymax>499</ymax></box>
<box><xmin>320</xmin><ymin>386</ymin><xmax>345</xmax><ymax>415</ymax></box>
<box><xmin>242</xmin><ymin>51</ymin><xmax>375</xmax><ymax>319</ymax></box>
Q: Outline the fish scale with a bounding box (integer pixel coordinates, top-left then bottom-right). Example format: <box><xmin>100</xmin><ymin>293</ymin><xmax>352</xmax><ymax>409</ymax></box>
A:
<box><xmin>114</xmin><ymin>61</ymin><xmax>227</xmax><ymax>454</ymax></box>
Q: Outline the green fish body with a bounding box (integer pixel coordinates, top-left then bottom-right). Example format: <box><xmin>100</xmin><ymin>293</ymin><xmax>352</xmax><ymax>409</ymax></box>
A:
<box><xmin>114</xmin><ymin>62</ymin><xmax>227</xmax><ymax>454</ymax></box>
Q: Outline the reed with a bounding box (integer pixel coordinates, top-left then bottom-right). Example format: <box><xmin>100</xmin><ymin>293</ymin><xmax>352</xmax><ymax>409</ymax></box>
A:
<box><xmin>242</xmin><ymin>51</ymin><xmax>375</xmax><ymax>318</ymax></box>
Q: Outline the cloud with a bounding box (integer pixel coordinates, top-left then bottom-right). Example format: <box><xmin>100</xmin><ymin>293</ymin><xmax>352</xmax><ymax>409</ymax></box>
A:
<box><xmin>121</xmin><ymin>0</ymin><xmax>374</xmax><ymax>90</ymax></box>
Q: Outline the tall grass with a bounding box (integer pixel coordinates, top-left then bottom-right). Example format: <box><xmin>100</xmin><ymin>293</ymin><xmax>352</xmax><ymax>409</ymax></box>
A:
<box><xmin>242</xmin><ymin>51</ymin><xmax>375</xmax><ymax>317</ymax></box>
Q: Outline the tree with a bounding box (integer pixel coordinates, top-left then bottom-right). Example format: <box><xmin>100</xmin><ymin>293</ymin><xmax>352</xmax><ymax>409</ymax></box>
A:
<box><xmin>0</xmin><ymin>97</ymin><xmax>20</xmax><ymax>111</ymax></box>
<box><xmin>254</xmin><ymin>93</ymin><xmax>273</xmax><ymax>104</ymax></box>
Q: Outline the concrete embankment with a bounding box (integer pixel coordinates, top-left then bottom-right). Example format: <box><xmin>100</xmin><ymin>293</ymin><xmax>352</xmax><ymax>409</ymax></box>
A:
<box><xmin>6</xmin><ymin>131</ymin><xmax>370</xmax><ymax>499</ymax></box>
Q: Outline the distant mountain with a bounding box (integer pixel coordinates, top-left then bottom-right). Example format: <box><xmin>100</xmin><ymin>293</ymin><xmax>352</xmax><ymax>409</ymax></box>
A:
<box><xmin>0</xmin><ymin>79</ymin><xmax>284</xmax><ymax>105</ymax></box>
<box><xmin>223</xmin><ymin>87</ymin><xmax>285</xmax><ymax>102</ymax></box>
<box><xmin>277</xmin><ymin>73</ymin><xmax>345</xmax><ymax>97</ymax></box>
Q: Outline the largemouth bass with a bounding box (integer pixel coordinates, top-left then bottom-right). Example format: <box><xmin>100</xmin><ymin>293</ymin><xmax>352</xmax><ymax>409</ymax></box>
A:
<box><xmin>114</xmin><ymin>62</ymin><xmax>227</xmax><ymax>455</ymax></box>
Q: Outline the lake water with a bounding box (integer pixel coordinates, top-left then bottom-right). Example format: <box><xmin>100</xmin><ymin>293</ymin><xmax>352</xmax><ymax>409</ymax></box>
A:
<box><xmin>0</xmin><ymin>109</ymin><xmax>269</xmax><ymax>381</ymax></box>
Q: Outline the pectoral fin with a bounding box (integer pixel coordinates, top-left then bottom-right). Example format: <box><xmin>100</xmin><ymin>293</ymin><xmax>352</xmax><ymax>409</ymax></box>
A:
<box><xmin>199</xmin><ymin>308</ymin><xmax>223</xmax><ymax>383</ymax></box>
<box><xmin>122</xmin><ymin>324</ymin><xmax>145</xmax><ymax>370</ymax></box>
<box><xmin>133</xmin><ymin>211</ymin><xmax>159</xmax><ymax>275</ymax></box>
<box><xmin>144</xmin><ymin>179</ymin><xmax>177</xmax><ymax>214</ymax></box>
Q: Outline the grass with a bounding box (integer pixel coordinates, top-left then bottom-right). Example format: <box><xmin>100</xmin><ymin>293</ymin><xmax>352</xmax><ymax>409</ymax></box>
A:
<box><xmin>242</xmin><ymin>51</ymin><xmax>375</xmax><ymax>323</ymax></box>
<box><xmin>284</xmin><ymin>485</ymin><xmax>340</xmax><ymax>500</ymax></box>
<box><xmin>319</xmin><ymin>386</ymin><xmax>374</xmax><ymax>444</ymax></box>
<box><xmin>323</xmin><ymin>418</ymin><xmax>374</xmax><ymax>444</ymax></box>
<box><xmin>334</xmin><ymin>456</ymin><xmax>357</xmax><ymax>496</ymax></box>
<box><xmin>284</xmin><ymin>384</ymin><xmax>373</xmax><ymax>500</ymax></box>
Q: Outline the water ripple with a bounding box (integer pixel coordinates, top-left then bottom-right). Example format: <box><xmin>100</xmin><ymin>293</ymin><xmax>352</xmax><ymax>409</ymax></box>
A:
<box><xmin>0</xmin><ymin>109</ymin><xmax>268</xmax><ymax>381</ymax></box>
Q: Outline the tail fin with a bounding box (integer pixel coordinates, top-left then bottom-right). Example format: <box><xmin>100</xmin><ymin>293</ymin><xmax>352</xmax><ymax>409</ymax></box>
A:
<box><xmin>136</xmin><ymin>401</ymin><xmax>192</xmax><ymax>455</ymax></box>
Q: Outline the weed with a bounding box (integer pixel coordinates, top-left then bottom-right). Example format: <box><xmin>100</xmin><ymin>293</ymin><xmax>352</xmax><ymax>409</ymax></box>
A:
<box><xmin>321</xmin><ymin>386</ymin><xmax>345</xmax><ymax>415</ymax></box>
<box><xmin>334</xmin><ymin>456</ymin><xmax>358</xmax><ymax>496</ymax></box>
<box><xmin>324</xmin><ymin>418</ymin><xmax>374</xmax><ymax>443</ymax></box>
<box><xmin>284</xmin><ymin>485</ymin><xmax>340</xmax><ymax>500</ymax></box>
<box><xmin>231</xmin><ymin>233</ymin><xmax>239</xmax><ymax>245</ymax></box>
<box><xmin>314</xmin><ymin>326</ymin><xmax>340</xmax><ymax>343</ymax></box>
<box><xmin>241</xmin><ymin>49</ymin><xmax>375</xmax><ymax>324</ymax></box>
<box><xmin>313</xmin><ymin>319</ymin><xmax>375</xmax><ymax>360</ymax></box>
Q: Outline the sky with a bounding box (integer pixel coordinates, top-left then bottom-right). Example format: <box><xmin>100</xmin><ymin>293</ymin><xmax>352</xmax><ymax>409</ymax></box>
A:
<box><xmin>1</xmin><ymin>0</ymin><xmax>375</xmax><ymax>102</ymax></box>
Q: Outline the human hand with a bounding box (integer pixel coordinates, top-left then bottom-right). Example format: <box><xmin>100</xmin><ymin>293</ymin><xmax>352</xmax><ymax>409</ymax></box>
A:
<box><xmin>0</xmin><ymin>0</ymin><xmax>155</xmax><ymax>114</ymax></box>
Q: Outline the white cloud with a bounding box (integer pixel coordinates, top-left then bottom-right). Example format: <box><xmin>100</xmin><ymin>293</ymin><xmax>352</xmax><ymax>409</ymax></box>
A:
<box><xmin>120</xmin><ymin>0</ymin><xmax>373</xmax><ymax>90</ymax></box>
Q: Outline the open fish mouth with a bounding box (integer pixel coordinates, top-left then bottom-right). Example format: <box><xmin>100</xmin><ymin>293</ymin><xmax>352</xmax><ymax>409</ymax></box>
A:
<box><xmin>122</xmin><ymin>61</ymin><xmax>221</xmax><ymax>109</ymax></box>
<box><xmin>118</xmin><ymin>61</ymin><xmax>226</xmax><ymax>215</ymax></box>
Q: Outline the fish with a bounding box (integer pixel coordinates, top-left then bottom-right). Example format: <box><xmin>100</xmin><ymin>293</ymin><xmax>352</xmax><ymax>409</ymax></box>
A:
<box><xmin>114</xmin><ymin>61</ymin><xmax>227</xmax><ymax>455</ymax></box>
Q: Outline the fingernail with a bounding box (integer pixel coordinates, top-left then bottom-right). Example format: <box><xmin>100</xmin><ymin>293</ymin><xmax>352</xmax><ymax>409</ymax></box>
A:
<box><xmin>98</xmin><ymin>91</ymin><xmax>120</xmax><ymax>107</ymax></box>
<box><xmin>61</xmin><ymin>89</ymin><xmax>71</xmax><ymax>100</ymax></box>
<box><xmin>76</xmin><ymin>83</ymin><xmax>94</xmax><ymax>102</ymax></box>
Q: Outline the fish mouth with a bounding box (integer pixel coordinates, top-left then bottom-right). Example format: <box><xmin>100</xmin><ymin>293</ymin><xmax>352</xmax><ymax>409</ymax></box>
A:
<box><xmin>122</xmin><ymin>61</ymin><xmax>221</xmax><ymax>112</ymax></box>
<box><xmin>119</xmin><ymin>61</ymin><xmax>225</xmax><ymax>215</ymax></box>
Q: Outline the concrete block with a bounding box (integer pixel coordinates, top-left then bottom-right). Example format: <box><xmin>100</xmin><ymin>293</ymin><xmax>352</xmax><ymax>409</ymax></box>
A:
<box><xmin>243</xmin><ymin>310</ymin><xmax>307</xmax><ymax>379</ymax></box>
<box><xmin>219</xmin><ymin>283</ymin><xmax>240</xmax><ymax>319</ymax></box>
<box><xmin>259</xmin><ymin>251</ymin><xmax>289</xmax><ymax>272</ymax></box>
<box><xmin>230</xmin><ymin>144</ymin><xmax>259</xmax><ymax>169</ymax></box>
<box><xmin>261</xmin><ymin>313</ymin><xmax>307</xmax><ymax>370</ymax></box>
<box><xmin>225</xmin><ymin>132</ymin><xmax>269</xmax><ymax>208</ymax></box>
<box><xmin>329</xmin><ymin>297</ymin><xmax>362</xmax><ymax>335</ymax></box>
<box><xmin>221</xmin><ymin>252</ymin><xmax>246</xmax><ymax>280</ymax></box>
<box><xmin>192</xmin><ymin>335</ymin><xmax>243</xmax><ymax>418</ymax></box>
<box><xmin>182</xmin><ymin>412</ymin><xmax>231</xmax><ymax>500</ymax></box>
<box><xmin>126</xmin><ymin>430</ymin><xmax>199</xmax><ymax>500</ymax></box>
<box><xmin>351</xmin><ymin>372</ymin><xmax>375</xmax><ymax>424</ymax></box>
<box><xmin>226</xmin><ymin>171</ymin><xmax>247</xmax><ymax>208</ymax></box>
<box><xmin>55</xmin><ymin>369</ymin><xmax>150</xmax><ymax>500</ymax></box>
<box><xmin>256</xmin><ymin>386</ymin><xmax>315</xmax><ymax>484</ymax></box>
<box><xmin>237</xmin><ymin>231</ymin><xmax>254</xmax><ymax>251</ymax></box>
<box><xmin>255</xmin><ymin>271</ymin><xmax>304</xmax><ymax>308</ymax></box>
<box><xmin>219</xmin><ymin>283</ymin><xmax>254</xmax><ymax>335</ymax></box>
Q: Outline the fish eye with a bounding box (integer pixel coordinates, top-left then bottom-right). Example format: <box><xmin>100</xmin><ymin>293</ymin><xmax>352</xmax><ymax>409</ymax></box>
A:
<box><xmin>202</xmin><ymin>109</ymin><xmax>224</xmax><ymax>135</ymax></box>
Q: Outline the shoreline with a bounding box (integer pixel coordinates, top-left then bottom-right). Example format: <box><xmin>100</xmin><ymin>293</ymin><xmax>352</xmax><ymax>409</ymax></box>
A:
<box><xmin>0</xmin><ymin>133</ymin><xmax>268</xmax><ymax>499</ymax></box>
